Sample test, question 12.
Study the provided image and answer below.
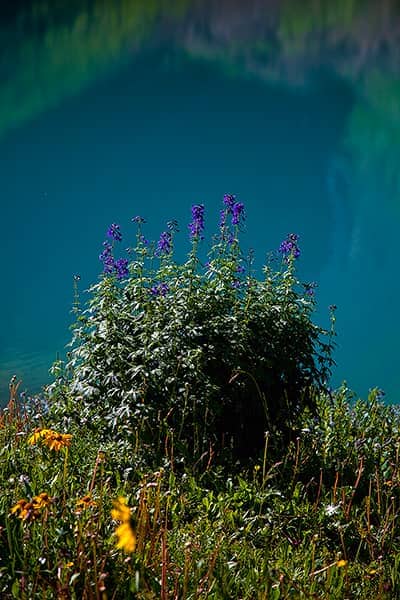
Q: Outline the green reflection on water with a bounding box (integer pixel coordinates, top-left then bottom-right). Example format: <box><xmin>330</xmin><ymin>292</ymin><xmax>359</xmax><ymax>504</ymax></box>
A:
<box><xmin>0</xmin><ymin>0</ymin><xmax>189</xmax><ymax>137</ymax></box>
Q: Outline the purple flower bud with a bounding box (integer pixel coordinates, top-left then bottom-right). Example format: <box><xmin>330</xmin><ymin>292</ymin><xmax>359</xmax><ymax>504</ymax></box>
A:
<box><xmin>157</xmin><ymin>231</ymin><xmax>172</xmax><ymax>255</ymax></box>
<box><xmin>188</xmin><ymin>204</ymin><xmax>205</xmax><ymax>240</ymax></box>
<box><xmin>279</xmin><ymin>233</ymin><xmax>300</xmax><ymax>259</ymax></box>
<box><xmin>223</xmin><ymin>194</ymin><xmax>236</xmax><ymax>210</ymax></box>
<box><xmin>232</xmin><ymin>202</ymin><xmax>245</xmax><ymax>226</ymax></box>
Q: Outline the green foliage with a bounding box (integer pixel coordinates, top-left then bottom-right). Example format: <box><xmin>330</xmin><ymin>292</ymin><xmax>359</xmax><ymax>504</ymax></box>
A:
<box><xmin>47</xmin><ymin>201</ymin><xmax>333</xmax><ymax>465</ymax></box>
<box><xmin>1</xmin><ymin>379</ymin><xmax>400</xmax><ymax>598</ymax></box>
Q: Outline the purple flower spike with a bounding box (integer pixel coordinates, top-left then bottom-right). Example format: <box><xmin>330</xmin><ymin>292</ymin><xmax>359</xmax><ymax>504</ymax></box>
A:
<box><xmin>99</xmin><ymin>241</ymin><xmax>115</xmax><ymax>273</ymax></box>
<box><xmin>279</xmin><ymin>233</ymin><xmax>300</xmax><ymax>259</ymax></box>
<box><xmin>223</xmin><ymin>194</ymin><xmax>236</xmax><ymax>210</ymax></box>
<box><xmin>219</xmin><ymin>209</ymin><xmax>227</xmax><ymax>229</ymax></box>
<box><xmin>188</xmin><ymin>204</ymin><xmax>205</xmax><ymax>240</ymax></box>
<box><xmin>157</xmin><ymin>231</ymin><xmax>172</xmax><ymax>255</ymax></box>
<box><xmin>232</xmin><ymin>202</ymin><xmax>245</xmax><ymax>226</ymax></box>
<box><xmin>107</xmin><ymin>223</ymin><xmax>122</xmax><ymax>242</ymax></box>
<box><xmin>115</xmin><ymin>258</ymin><xmax>129</xmax><ymax>280</ymax></box>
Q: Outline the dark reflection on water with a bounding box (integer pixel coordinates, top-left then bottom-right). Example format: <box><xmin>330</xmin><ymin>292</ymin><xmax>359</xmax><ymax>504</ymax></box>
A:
<box><xmin>1</xmin><ymin>0</ymin><xmax>400</xmax><ymax>403</ymax></box>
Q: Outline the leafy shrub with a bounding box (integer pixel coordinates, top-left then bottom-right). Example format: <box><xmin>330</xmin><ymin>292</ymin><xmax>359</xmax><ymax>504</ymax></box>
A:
<box><xmin>47</xmin><ymin>195</ymin><xmax>334</xmax><ymax>465</ymax></box>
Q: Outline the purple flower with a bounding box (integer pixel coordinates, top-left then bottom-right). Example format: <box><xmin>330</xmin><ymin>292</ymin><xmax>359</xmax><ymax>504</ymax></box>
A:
<box><xmin>219</xmin><ymin>209</ymin><xmax>227</xmax><ymax>229</ymax></box>
<box><xmin>139</xmin><ymin>234</ymin><xmax>148</xmax><ymax>245</ymax></box>
<box><xmin>303</xmin><ymin>281</ymin><xmax>317</xmax><ymax>296</ymax></box>
<box><xmin>223</xmin><ymin>194</ymin><xmax>236</xmax><ymax>210</ymax></box>
<box><xmin>232</xmin><ymin>202</ymin><xmax>245</xmax><ymax>226</ymax></box>
<box><xmin>236</xmin><ymin>264</ymin><xmax>245</xmax><ymax>274</ymax></box>
<box><xmin>157</xmin><ymin>231</ymin><xmax>172</xmax><ymax>255</ymax></box>
<box><xmin>99</xmin><ymin>241</ymin><xmax>115</xmax><ymax>273</ymax></box>
<box><xmin>279</xmin><ymin>233</ymin><xmax>300</xmax><ymax>259</ymax></box>
<box><xmin>188</xmin><ymin>204</ymin><xmax>205</xmax><ymax>240</ymax></box>
<box><xmin>107</xmin><ymin>223</ymin><xmax>122</xmax><ymax>242</ymax></box>
<box><xmin>115</xmin><ymin>258</ymin><xmax>129</xmax><ymax>280</ymax></box>
<box><xmin>150</xmin><ymin>282</ymin><xmax>169</xmax><ymax>296</ymax></box>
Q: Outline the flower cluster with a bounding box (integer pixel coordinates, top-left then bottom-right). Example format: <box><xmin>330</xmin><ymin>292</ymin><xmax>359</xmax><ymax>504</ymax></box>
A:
<box><xmin>188</xmin><ymin>204</ymin><xmax>205</xmax><ymax>240</ymax></box>
<box><xmin>279</xmin><ymin>233</ymin><xmax>300</xmax><ymax>259</ymax></box>
<box><xmin>28</xmin><ymin>428</ymin><xmax>72</xmax><ymax>451</ymax></box>
<box><xmin>99</xmin><ymin>226</ymin><xmax>130</xmax><ymax>279</ymax></box>
<box><xmin>99</xmin><ymin>241</ymin><xmax>115</xmax><ymax>274</ymax></box>
<box><xmin>10</xmin><ymin>492</ymin><xmax>53</xmax><ymax>522</ymax></box>
<box><xmin>219</xmin><ymin>194</ymin><xmax>246</xmax><ymax>244</ymax></box>
<box><xmin>223</xmin><ymin>194</ymin><xmax>245</xmax><ymax>227</ymax></box>
<box><xmin>157</xmin><ymin>231</ymin><xmax>172</xmax><ymax>255</ymax></box>
<box><xmin>111</xmin><ymin>497</ymin><xmax>136</xmax><ymax>553</ymax></box>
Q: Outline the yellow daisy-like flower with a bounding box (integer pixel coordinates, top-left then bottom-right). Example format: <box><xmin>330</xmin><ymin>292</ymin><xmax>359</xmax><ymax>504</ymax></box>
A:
<box><xmin>10</xmin><ymin>498</ymin><xmax>28</xmax><ymax>515</ymax></box>
<box><xmin>111</xmin><ymin>497</ymin><xmax>136</xmax><ymax>553</ymax></box>
<box><xmin>28</xmin><ymin>428</ymin><xmax>72</xmax><ymax>451</ymax></box>
<box><xmin>32</xmin><ymin>492</ymin><xmax>53</xmax><ymax>509</ymax></box>
<box><xmin>43</xmin><ymin>431</ymin><xmax>72</xmax><ymax>451</ymax></box>
<box><xmin>10</xmin><ymin>499</ymin><xmax>40</xmax><ymax>522</ymax></box>
<box><xmin>75</xmin><ymin>494</ymin><xmax>97</xmax><ymax>514</ymax></box>
<box><xmin>11</xmin><ymin>492</ymin><xmax>53</xmax><ymax>521</ymax></box>
<box><xmin>28</xmin><ymin>428</ymin><xmax>52</xmax><ymax>445</ymax></box>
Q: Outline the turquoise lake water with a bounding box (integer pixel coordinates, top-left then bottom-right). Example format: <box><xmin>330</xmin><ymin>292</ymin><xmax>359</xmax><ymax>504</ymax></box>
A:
<box><xmin>1</xmin><ymin>1</ymin><xmax>400</xmax><ymax>403</ymax></box>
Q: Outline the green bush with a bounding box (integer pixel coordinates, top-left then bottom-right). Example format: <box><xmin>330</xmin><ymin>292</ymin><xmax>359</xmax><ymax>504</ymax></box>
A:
<box><xmin>47</xmin><ymin>196</ymin><xmax>334</xmax><ymax>466</ymax></box>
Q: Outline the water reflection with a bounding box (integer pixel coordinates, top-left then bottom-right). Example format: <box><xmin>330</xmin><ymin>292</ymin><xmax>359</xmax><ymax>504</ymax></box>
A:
<box><xmin>1</xmin><ymin>0</ymin><xmax>400</xmax><ymax>401</ymax></box>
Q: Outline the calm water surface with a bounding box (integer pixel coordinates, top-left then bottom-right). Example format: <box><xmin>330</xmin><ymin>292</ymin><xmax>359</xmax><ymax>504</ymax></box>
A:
<box><xmin>1</xmin><ymin>1</ymin><xmax>400</xmax><ymax>403</ymax></box>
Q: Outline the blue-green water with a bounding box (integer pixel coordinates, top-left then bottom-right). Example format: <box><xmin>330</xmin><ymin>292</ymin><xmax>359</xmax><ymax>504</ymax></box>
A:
<box><xmin>1</xmin><ymin>1</ymin><xmax>400</xmax><ymax>402</ymax></box>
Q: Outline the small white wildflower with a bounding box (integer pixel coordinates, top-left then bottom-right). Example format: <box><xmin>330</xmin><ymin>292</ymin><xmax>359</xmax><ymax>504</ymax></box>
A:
<box><xmin>325</xmin><ymin>503</ymin><xmax>341</xmax><ymax>517</ymax></box>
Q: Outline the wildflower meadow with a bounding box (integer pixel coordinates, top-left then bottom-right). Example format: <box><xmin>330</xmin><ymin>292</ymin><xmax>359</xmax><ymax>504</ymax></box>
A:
<box><xmin>1</xmin><ymin>196</ymin><xmax>400</xmax><ymax>598</ymax></box>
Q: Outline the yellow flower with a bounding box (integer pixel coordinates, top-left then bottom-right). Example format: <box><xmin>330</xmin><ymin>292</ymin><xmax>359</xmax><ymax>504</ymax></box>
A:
<box><xmin>43</xmin><ymin>431</ymin><xmax>72</xmax><ymax>451</ymax></box>
<box><xmin>28</xmin><ymin>428</ymin><xmax>72</xmax><ymax>451</ymax></box>
<box><xmin>115</xmin><ymin>522</ymin><xmax>137</xmax><ymax>553</ymax></box>
<box><xmin>336</xmin><ymin>560</ymin><xmax>348</xmax><ymax>568</ymax></box>
<box><xmin>111</xmin><ymin>497</ymin><xmax>136</xmax><ymax>553</ymax></box>
<box><xmin>10</xmin><ymin>499</ymin><xmax>40</xmax><ymax>522</ymax></box>
<box><xmin>28</xmin><ymin>428</ymin><xmax>52</xmax><ymax>445</ymax></box>
<box><xmin>32</xmin><ymin>492</ymin><xmax>53</xmax><ymax>509</ymax></box>
<box><xmin>111</xmin><ymin>497</ymin><xmax>131</xmax><ymax>522</ymax></box>
<box><xmin>11</xmin><ymin>492</ymin><xmax>53</xmax><ymax>521</ymax></box>
<box><xmin>75</xmin><ymin>494</ymin><xmax>97</xmax><ymax>514</ymax></box>
<box><xmin>10</xmin><ymin>498</ymin><xmax>28</xmax><ymax>515</ymax></box>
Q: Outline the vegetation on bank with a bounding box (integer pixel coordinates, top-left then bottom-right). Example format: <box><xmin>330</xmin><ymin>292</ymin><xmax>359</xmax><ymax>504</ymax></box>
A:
<box><xmin>1</xmin><ymin>197</ymin><xmax>400</xmax><ymax>598</ymax></box>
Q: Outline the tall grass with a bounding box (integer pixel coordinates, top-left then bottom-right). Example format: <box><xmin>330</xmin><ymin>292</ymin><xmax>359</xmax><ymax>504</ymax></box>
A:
<box><xmin>1</xmin><ymin>381</ymin><xmax>400</xmax><ymax>598</ymax></box>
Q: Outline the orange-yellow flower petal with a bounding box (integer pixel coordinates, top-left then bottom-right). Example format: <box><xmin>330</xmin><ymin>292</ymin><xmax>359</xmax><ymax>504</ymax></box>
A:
<box><xmin>32</xmin><ymin>492</ymin><xmax>52</xmax><ymax>509</ymax></box>
<box><xmin>75</xmin><ymin>494</ymin><xmax>97</xmax><ymax>513</ymax></box>
<box><xmin>43</xmin><ymin>431</ymin><xmax>72</xmax><ymax>451</ymax></box>
<box><xmin>10</xmin><ymin>499</ymin><xmax>28</xmax><ymax>515</ymax></box>
<box><xmin>115</xmin><ymin>522</ymin><xmax>136</xmax><ymax>553</ymax></box>
<box><xmin>111</xmin><ymin>497</ymin><xmax>131</xmax><ymax>522</ymax></box>
<box><xmin>28</xmin><ymin>428</ymin><xmax>52</xmax><ymax>445</ymax></box>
